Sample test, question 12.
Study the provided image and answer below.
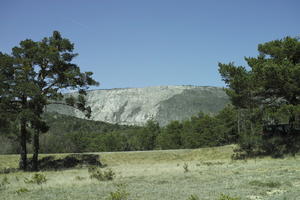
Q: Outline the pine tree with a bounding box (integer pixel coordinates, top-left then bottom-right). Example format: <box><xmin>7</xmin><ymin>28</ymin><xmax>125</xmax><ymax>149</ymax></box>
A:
<box><xmin>0</xmin><ymin>31</ymin><xmax>99</xmax><ymax>170</ymax></box>
<box><xmin>219</xmin><ymin>36</ymin><xmax>300</xmax><ymax>156</ymax></box>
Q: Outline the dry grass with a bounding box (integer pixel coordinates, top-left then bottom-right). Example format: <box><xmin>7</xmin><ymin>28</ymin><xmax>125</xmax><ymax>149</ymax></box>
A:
<box><xmin>1</xmin><ymin>145</ymin><xmax>300</xmax><ymax>200</ymax></box>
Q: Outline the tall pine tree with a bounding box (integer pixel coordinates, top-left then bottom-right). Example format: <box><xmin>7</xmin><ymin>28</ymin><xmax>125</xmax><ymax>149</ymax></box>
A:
<box><xmin>0</xmin><ymin>31</ymin><xmax>99</xmax><ymax>170</ymax></box>
<box><xmin>219</xmin><ymin>36</ymin><xmax>300</xmax><ymax>156</ymax></box>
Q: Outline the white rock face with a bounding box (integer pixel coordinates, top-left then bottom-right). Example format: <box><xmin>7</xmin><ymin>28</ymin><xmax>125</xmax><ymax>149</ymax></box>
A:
<box><xmin>46</xmin><ymin>85</ymin><xmax>229</xmax><ymax>126</ymax></box>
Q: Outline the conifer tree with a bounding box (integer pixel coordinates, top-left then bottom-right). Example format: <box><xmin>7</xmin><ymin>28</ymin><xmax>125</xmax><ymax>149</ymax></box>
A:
<box><xmin>0</xmin><ymin>31</ymin><xmax>99</xmax><ymax>170</ymax></box>
<box><xmin>219</xmin><ymin>36</ymin><xmax>300</xmax><ymax>156</ymax></box>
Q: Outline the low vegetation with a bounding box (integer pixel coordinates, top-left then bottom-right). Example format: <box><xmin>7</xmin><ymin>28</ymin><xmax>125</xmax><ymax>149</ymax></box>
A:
<box><xmin>88</xmin><ymin>167</ymin><xmax>115</xmax><ymax>181</ymax></box>
<box><xmin>106</xmin><ymin>183</ymin><xmax>130</xmax><ymax>200</ymax></box>
<box><xmin>1</xmin><ymin>105</ymin><xmax>239</xmax><ymax>155</ymax></box>
<box><xmin>0</xmin><ymin>145</ymin><xmax>300</xmax><ymax>200</ymax></box>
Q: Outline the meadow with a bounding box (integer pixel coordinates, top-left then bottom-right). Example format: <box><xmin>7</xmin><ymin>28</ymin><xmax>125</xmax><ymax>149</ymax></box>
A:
<box><xmin>0</xmin><ymin>145</ymin><xmax>299</xmax><ymax>200</ymax></box>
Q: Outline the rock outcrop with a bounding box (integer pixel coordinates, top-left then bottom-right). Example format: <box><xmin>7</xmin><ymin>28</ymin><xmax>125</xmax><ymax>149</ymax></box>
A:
<box><xmin>46</xmin><ymin>85</ymin><xmax>229</xmax><ymax>126</ymax></box>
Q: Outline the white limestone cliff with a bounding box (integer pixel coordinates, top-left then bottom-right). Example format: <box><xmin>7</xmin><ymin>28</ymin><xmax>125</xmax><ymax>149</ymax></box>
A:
<box><xmin>46</xmin><ymin>85</ymin><xmax>229</xmax><ymax>126</ymax></box>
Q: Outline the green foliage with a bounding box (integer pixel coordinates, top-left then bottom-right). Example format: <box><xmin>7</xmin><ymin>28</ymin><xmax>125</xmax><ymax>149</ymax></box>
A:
<box><xmin>217</xmin><ymin>194</ymin><xmax>241</xmax><ymax>200</ymax></box>
<box><xmin>260</xmin><ymin>105</ymin><xmax>300</xmax><ymax>157</ymax></box>
<box><xmin>232</xmin><ymin>130</ymin><xmax>263</xmax><ymax>159</ymax></box>
<box><xmin>186</xmin><ymin>194</ymin><xmax>200</xmax><ymax>200</ymax></box>
<box><xmin>157</xmin><ymin>120</ymin><xmax>183</xmax><ymax>149</ymax></box>
<box><xmin>0</xmin><ymin>53</ymin><xmax>15</xmax><ymax>131</ymax></box>
<box><xmin>88</xmin><ymin>167</ymin><xmax>115</xmax><ymax>181</ymax></box>
<box><xmin>183</xmin><ymin>163</ymin><xmax>189</xmax><ymax>173</ymax></box>
<box><xmin>0</xmin><ymin>31</ymin><xmax>99</xmax><ymax>171</ymax></box>
<box><xmin>216</xmin><ymin>105</ymin><xmax>239</xmax><ymax>144</ymax></box>
<box><xmin>137</xmin><ymin>120</ymin><xmax>160</xmax><ymax>150</ymax></box>
<box><xmin>219</xmin><ymin>36</ymin><xmax>300</xmax><ymax>158</ymax></box>
<box><xmin>15</xmin><ymin>187</ymin><xmax>30</xmax><ymax>195</ymax></box>
<box><xmin>0</xmin><ymin>176</ymin><xmax>10</xmax><ymax>190</ymax></box>
<box><xmin>187</xmin><ymin>114</ymin><xmax>221</xmax><ymax>147</ymax></box>
<box><xmin>1</xmin><ymin>103</ymin><xmax>241</xmax><ymax>154</ymax></box>
<box><xmin>106</xmin><ymin>183</ymin><xmax>130</xmax><ymax>200</ymax></box>
<box><xmin>158</xmin><ymin>107</ymin><xmax>239</xmax><ymax>150</ymax></box>
<box><xmin>24</xmin><ymin>173</ymin><xmax>47</xmax><ymax>185</ymax></box>
<box><xmin>186</xmin><ymin>193</ymin><xmax>241</xmax><ymax>200</ymax></box>
<box><xmin>249</xmin><ymin>180</ymin><xmax>281</xmax><ymax>188</ymax></box>
<box><xmin>39</xmin><ymin>113</ymin><xmax>143</xmax><ymax>153</ymax></box>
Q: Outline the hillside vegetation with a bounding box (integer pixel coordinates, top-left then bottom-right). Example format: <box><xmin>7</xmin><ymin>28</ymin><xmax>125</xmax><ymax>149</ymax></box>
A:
<box><xmin>1</xmin><ymin>105</ymin><xmax>239</xmax><ymax>155</ymax></box>
<box><xmin>1</xmin><ymin>146</ymin><xmax>300</xmax><ymax>200</ymax></box>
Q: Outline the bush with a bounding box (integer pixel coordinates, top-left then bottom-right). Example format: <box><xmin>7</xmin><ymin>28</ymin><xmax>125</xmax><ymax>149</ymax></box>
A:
<box><xmin>217</xmin><ymin>194</ymin><xmax>241</xmax><ymax>200</ymax></box>
<box><xmin>183</xmin><ymin>163</ymin><xmax>189</xmax><ymax>173</ymax></box>
<box><xmin>24</xmin><ymin>173</ymin><xmax>47</xmax><ymax>185</ymax></box>
<box><xmin>89</xmin><ymin>167</ymin><xmax>115</xmax><ymax>181</ymax></box>
<box><xmin>186</xmin><ymin>194</ymin><xmax>200</xmax><ymax>200</ymax></box>
<box><xmin>106</xmin><ymin>183</ymin><xmax>129</xmax><ymax>200</ymax></box>
<box><xmin>261</xmin><ymin>127</ymin><xmax>300</xmax><ymax>158</ymax></box>
<box><xmin>231</xmin><ymin>129</ymin><xmax>264</xmax><ymax>160</ymax></box>
<box><xmin>16</xmin><ymin>187</ymin><xmax>30</xmax><ymax>195</ymax></box>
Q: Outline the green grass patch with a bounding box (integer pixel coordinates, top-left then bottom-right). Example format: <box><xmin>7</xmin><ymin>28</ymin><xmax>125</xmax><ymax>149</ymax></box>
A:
<box><xmin>0</xmin><ymin>145</ymin><xmax>300</xmax><ymax>200</ymax></box>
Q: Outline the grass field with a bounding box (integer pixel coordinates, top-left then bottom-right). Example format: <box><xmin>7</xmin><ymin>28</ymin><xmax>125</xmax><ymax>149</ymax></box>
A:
<box><xmin>0</xmin><ymin>145</ymin><xmax>300</xmax><ymax>200</ymax></box>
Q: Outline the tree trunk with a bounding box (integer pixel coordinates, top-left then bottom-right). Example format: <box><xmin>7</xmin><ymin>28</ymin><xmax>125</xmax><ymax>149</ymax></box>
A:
<box><xmin>19</xmin><ymin>119</ymin><xmax>27</xmax><ymax>171</ymax></box>
<box><xmin>32</xmin><ymin>129</ymin><xmax>40</xmax><ymax>171</ymax></box>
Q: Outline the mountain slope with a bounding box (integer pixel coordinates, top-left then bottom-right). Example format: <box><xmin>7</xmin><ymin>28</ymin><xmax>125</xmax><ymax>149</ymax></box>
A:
<box><xmin>46</xmin><ymin>85</ymin><xmax>229</xmax><ymax>126</ymax></box>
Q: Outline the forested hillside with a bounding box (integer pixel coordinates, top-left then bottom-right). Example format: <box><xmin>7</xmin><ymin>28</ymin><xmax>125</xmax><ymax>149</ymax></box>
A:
<box><xmin>0</xmin><ymin>104</ymin><xmax>239</xmax><ymax>154</ymax></box>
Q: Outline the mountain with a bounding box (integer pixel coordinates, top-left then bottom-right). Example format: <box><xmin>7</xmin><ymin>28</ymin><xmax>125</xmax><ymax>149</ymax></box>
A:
<box><xmin>46</xmin><ymin>85</ymin><xmax>229</xmax><ymax>126</ymax></box>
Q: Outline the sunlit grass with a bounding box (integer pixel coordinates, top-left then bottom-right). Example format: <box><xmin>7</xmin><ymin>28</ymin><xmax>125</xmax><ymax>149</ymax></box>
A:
<box><xmin>1</xmin><ymin>145</ymin><xmax>300</xmax><ymax>200</ymax></box>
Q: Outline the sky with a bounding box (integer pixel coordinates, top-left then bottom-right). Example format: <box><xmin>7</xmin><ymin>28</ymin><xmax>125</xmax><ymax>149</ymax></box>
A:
<box><xmin>0</xmin><ymin>0</ymin><xmax>299</xmax><ymax>89</ymax></box>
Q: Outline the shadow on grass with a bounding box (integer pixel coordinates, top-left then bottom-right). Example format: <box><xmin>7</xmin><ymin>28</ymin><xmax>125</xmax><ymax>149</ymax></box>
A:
<box><xmin>29</xmin><ymin>154</ymin><xmax>103</xmax><ymax>171</ymax></box>
<box><xmin>0</xmin><ymin>154</ymin><xmax>103</xmax><ymax>173</ymax></box>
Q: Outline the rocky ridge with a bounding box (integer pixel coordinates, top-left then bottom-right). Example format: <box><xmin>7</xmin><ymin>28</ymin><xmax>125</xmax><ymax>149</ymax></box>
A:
<box><xmin>46</xmin><ymin>85</ymin><xmax>229</xmax><ymax>126</ymax></box>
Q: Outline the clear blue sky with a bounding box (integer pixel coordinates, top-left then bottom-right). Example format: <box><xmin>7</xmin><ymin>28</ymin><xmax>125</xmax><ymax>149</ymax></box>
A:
<box><xmin>1</xmin><ymin>0</ymin><xmax>299</xmax><ymax>89</ymax></box>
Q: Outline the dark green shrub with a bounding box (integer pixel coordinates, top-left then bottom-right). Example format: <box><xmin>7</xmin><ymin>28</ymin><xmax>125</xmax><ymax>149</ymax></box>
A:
<box><xmin>89</xmin><ymin>167</ymin><xmax>115</xmax><ymax>181</ymax></box>
<box><xmin>16</xmin><ymin>187</ymin><xmax>30</xmax><ymax>195</ymax></box>
<box><xmin>231</xmin><ymin>129</ymin><xmax>264</xmax><ymax>160</ymax></box>
<box><xmin>261</xmin><ymin>125</ymin><xmax>300</xmax><ymax>158</ymax></box>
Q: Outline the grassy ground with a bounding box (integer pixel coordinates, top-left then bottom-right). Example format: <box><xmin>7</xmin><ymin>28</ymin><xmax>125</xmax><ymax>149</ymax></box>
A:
<box><xmin>0</xmin><ymin>145</ymin><xmax>300</xmax><ymax>200</ymax></box>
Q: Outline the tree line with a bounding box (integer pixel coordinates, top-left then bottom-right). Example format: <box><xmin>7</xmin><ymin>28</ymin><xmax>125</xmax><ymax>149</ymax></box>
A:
<box><xmin>0</xmin><ymin>106</ymin><xmax>239</xmax><ymax>154</ymax></box>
